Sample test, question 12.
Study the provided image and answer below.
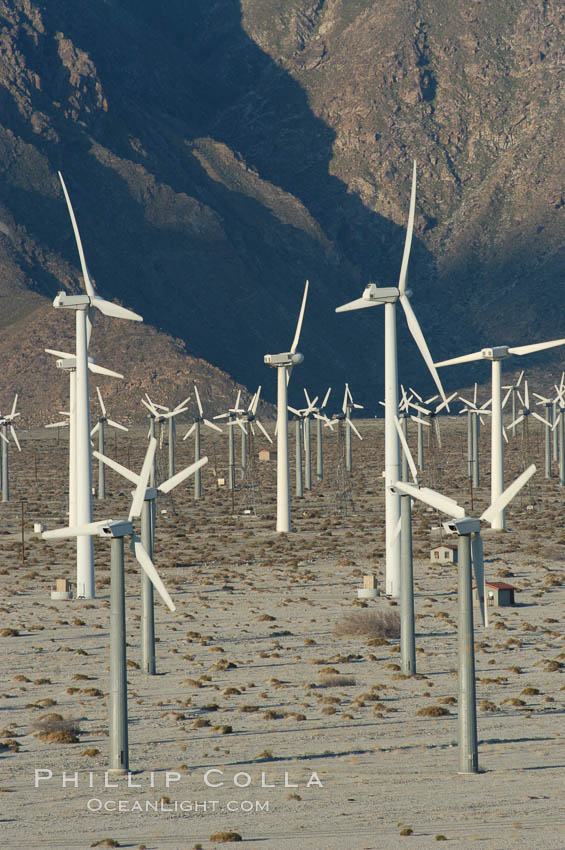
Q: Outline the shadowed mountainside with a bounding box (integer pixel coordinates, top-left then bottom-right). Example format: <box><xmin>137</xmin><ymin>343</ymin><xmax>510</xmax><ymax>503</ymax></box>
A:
<box><xmin>0</xmin><ymin>0</ymin><xmax>563</xmax><ymax>423</ymax></box>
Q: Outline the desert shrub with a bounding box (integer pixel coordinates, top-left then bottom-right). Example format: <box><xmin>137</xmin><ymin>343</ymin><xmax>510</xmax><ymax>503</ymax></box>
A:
<box><xmin>318</xmin><ymin>676</ymin><xmax>356</xmax><ymax>688</ymax></box>
<box><xmin>333</xmin><ymin>610</ymin><xmax>400</xmax><ymax>639</ymax></box>
<box><xmin>33</xmin><ymin>715</ymin><xmax>81</xmax><ymax>743</ymax></box>
<box><xmin>209</xmin><ymin>832</ymin><xmax>242</xmax><ymax>843</ymax></box>
<box><xmin>415</xmin><ymin>706</ymin><xmax>450</xmax><ymax>717</ymax></box>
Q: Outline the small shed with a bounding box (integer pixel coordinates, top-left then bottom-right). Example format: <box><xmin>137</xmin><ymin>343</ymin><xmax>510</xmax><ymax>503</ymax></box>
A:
<box><xmin>430</xmin><ymin>544</ymin><xmax>458</xmax><ymax>564</ymax></box>
<box><xmin>258</xmin><ymin>448</ymin><xmax>277</xmax><ymax>461</ymax></box>
<box><xmin>474</xmin><ymin>581</ymin><xmax>516</xmax><ymax>607</ymax></box>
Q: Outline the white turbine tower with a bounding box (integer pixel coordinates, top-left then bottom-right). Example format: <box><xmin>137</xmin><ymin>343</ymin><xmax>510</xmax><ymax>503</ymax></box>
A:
<box><xmin>336</xmin><ymin>162</ymin><xmax>448</xmax><ymax>597</ymax></box>
<box><xmin>57</xmin><ymin>171</ymin><xmax>142</xmax><ymax>598</ymax></box>
<box><xmin>92</xmin><ymin>386</ymin><xmax>129</xmax><ymax>499</ymax></box>
<box><xmin>435</xmin><ymin>337</ymin><xmax>565</xmax><ymax>530</ymax></box>
<box><xmin>183</xmin><ymin>384</ymin><xmax>222</xmax><ymax>499</ymax></box>
<box><xmin>264</xmin><ymin>280</ymin><xmax>309</xmax><ymax>533</ymax></box>
<box><xmin>0</xmin><ymin>395</ymin><xmax>21</xmax><ymax>501</ymax></box>
<box><xmin>45</xmin><ymin>348</ymin><xmax>123</xmax><ymax>525</ymax></box>
<box><xmin>394</xmin><ymin>463</ymin><xmax>536</xmax><ymax>774</ymax></box>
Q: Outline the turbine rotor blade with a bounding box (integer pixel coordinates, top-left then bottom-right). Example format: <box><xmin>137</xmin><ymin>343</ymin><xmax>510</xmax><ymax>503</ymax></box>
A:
<box><xmin>96</xmin><ymin>385</ymin><xmax>107</xmax><ymax>417</ymax></box>
<box><xmin>93</xmin><ymin>450</ymin><xmax>140</xmax><ymax>486</ymax></box>
<box><xmin>393</xmin><ymin>481</ymin><xmax>465</xmax><ymax>518</ymax></box>
<box><xmin>394</xmin><ymin>416</ymin><xmax>418</xmax><ymax>484</ymax></box>
<box><xmin>158</xmin><ymin>456</ymin><xmax>208</xmax><ymax>494</ymax></box>
<box><xmin>58</xmin><ymin>171</ymin><xmax>96</xmax><ymax>297</ymax></box>
<box><xmin>129</xmin><ymin>438</ymin><xmax>157</xmax><ymax>520</ymax></box>
<box><xmin>107</xmin><ymin>419</ymin><xmax>129</xmax><ymax>432</ymax></box>
<box><xmin>10</xmin><ymin>425</ymin><xmax>21</xmax><ymax>452</ymax></box>
<box><xmin>399</xmin><ymin>294</ymin><xmax>447</xmax><ymax>405</ymax></box>
<box><xmin>508</xmin><ymin>338</ymin><xmax>565</xmax><ymax>357</ymax></box>
<box><xmin>131</xmin><ymin>534</ymin><xmax>175</xmax><ymax>612</ymax></box>
<box><xmin>435</xmin><ymin>350</ymin><xmax>484</xmax><ymax>367</ymax></box>
<box><xmin>91</xmin><ymin>295</ymin><xmax>142</xmax><ymax>322</ymax></box>
<box><xmin>471</xmin><ymin>533</ymin><xmax>487</xmax><ymax>628</ymax></box>
<box><xmin>290</xmin><ymin>280</ymin><xmax>309</xmax><ymax>354</ymax></box>
<box><xmin>480</xmin><ymin>464</ymin><xmax>537</xmax><ymax>525</ymax></box>
<box><xmin>346</xmin><ymin>417</ymin><xmax>362</xmax><ymax>440</ymax></box>
<box><xmin>203</xmin><ymin>418</ymin><xmax>222</xmax><ymax>433</ymax></box>
<box><xmin>194</xmin><ymin>384</ymin><xmax>203</xmax><ymax>418</ymax></box>
<box><xmin>183</xmin><ymin>422</ymin><xmax>197</xmax><ymax>440</ymax></box>
<box><xmin>397</xmin><ymin>159</ymin><xmax>417</xmax><ymax>295</ymax></box>
<box><xmin>256</xmin><ymin>419</ymin><xmax>273</xmax><ymax>444</ymax></box>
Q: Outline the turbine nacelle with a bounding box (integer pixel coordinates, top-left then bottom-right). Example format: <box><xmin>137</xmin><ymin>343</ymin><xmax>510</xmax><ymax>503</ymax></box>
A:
<box><xmin>442</xmin><ymin>517</ymin><xmax>481</xmax><ymax>536</ymax></box>
<box><xmin>264</xmin><ymin>352</ymin><xmax>304</xmax><ymax>367</ymax></box>
<box><xmin>481</xmin><ymin>346</ymin><xmax>510</xmax><ymax>360</ymax></box>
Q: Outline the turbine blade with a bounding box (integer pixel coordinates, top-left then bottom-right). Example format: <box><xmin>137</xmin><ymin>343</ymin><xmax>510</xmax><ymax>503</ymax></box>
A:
<box><xmin>204</xmin><ymin>418</ymin><xmax>223</xmax><ymax>433</ymax></box>
<box><xmin>346</xmin><ymin>417</ymin><xmax>362</xmax><ymax>440</ymax></box>
<box><xmin>435</xmin><ymin>350</ymin><xmax>484</xmax><ymax>367</ymax></box>
<box><xmin>183</xmin><ymin>422</ymin><xmax>197</xmax><ymax>440</ymax></box>
<box><xmin>290</xmin><ymin>279</ymin><xmax>309</xmax><ymax>354</ymax></box>
<box><xmin>335</xmin><ymin>296</ymin><xmax>383</xmax><ymax>312</ymax></box>
<box><xmin>397</xmin><ymin>159</ymin><xmax>417</xmax><ymax>295</ymax></box>
<box><xmin>342</xmin><ymin>384</ymin><xmax>348</xmax><ymax>414</ymax></box>
<box><xmin>256</xmin><ymin>419</ymin><xmax>273</xmax><ymax>444</ymax></box>
<box><xmin>399</xmin><ymin>294</ymin><xmax>447</xmax><ymax>405</ymax></box>
<box><xmin>107</xmin><ymin>419</ymin><xmax>129</xmax><ymax>432</ymax></box>
<box><xmin>96</xmin><ymin>386</ymin><xmax>106</xmax><ymax>417</ymax></box>
<box><xmin>10</xmin><ymin>394</ymin><xmax>18</xmax><ymax>418</ymax></box>
<box><xmin>58</xmin><ymin>171</ymin><xmax>96</xmax><ymax>297</ymax></box>
<box><xmin>91</xmin><ymin>422</ymin><xmax>100</xmax><ymax>436</ymax></box>
<box><xmin>501</xmin><ymin>387</ymin><xmax>513</xmax><ymax>409</ymax></box>
<box><xmin>394</xmin><ymin>416</ymin><xmax>418</xmax><ymax>484</ymax></box>
<box><xmin>194</xmin><ymin>384</ymin><xmax>203</xmax><ymax>418</ymax></box>
<box><xmin>252</xmin><ymin>386</ymin><xmax>261</xmax><ymax>414</ymax></box>
<box><xmin>321</xmin><ymin>386</ymin><xmax>332</xmax><ymax>408</ymax></box>
<box><xmin>91</xmin><ymin>295</ymin><xmax>143</xmax><ymax>322</ymax></box>
<box><xmin>532</xmin><ymin>411</ymin><xmax>552</xmax><ymax>428</ymax></box>
<box><xmin>43</xmin><ymin>520</ymin><xmax>107</xmax><ymax>540</ymax></box>
<box><xmin>480</xmin><ymin>464</ymin><xmax>537</xmax><ymax>524</ymax></box>
<box><xmin>508</xmin><ymin>338</ymin><xmax>565</xmax><ymax>357</ymax></box>
<box><xmin>393</xmin><ymin>481</ymin><xmax>465</xmax><ymax>518</ymax></box>
<box><xmin>10</xmin><ymin>425</ymin><xmax>21</xmax><ymax>451</ymax></box>
<box><xmin>88</xmin><ymin>362</ymin><xmax>124</xmax><ymax>379</ymax></box>
<box><xmin>131</xmin><ymin>535</ymin><xmax>175</xmax><ymax>612</ymax></box>
<box><xmin>507</xmin><ymin>415</ymin><xmax>524</xmax><ymax>430</ymax></box>
<box><xmin>129</xmin><ymin>438</ymin><xmax>157</xmax><ymax>520</ymax></box>
<box><xmin>158</xmin><ymin>456</ymin><xmax>208</xmax><ymax>494</ymax></box>
<box><xmin>93</xmin><ymin>450</ymin><xmax>140</xmax><ymax>486</ymax></box>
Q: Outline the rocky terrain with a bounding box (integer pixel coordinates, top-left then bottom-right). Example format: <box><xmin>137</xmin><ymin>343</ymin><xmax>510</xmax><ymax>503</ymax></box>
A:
<box><xmin>0</xmin><ymin>0</ymin><xmax>563</xmax><ymax>419</ymax></box>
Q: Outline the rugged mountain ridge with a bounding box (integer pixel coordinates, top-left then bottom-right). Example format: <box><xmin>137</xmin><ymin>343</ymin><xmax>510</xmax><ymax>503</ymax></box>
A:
<box><xmin>0</xmin><ymin>0</ymin><xmax>563</xmax><ymax>423</ymax></box>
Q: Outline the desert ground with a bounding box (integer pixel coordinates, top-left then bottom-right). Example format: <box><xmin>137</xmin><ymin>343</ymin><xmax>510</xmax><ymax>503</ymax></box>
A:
<box><xmin>1</xmin><ymin>413</ymin><xmax>564</xmax><ymax>849</ymax></box>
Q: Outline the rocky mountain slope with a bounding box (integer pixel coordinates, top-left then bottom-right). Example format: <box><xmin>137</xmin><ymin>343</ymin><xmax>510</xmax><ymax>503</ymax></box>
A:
<box><xmin>0</xmin><ymin>0</ymin><xmax>562</xmax><ymax>422</ymax></box>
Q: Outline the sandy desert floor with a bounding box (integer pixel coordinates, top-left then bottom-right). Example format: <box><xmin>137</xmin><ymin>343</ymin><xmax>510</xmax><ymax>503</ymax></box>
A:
<box><xmin>0</xmin><ymin>415</ymin><xmax>564</xmax><ymax>849</ymax></box>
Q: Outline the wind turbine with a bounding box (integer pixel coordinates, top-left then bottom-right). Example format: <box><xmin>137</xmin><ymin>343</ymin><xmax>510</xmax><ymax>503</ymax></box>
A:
<box><xmin>264</xmin><ymin>280</ymin><xmax>309</xmax><ymax>533</ymax></box>
<box><xmin>458</xmin><ymin>386</ymin><xmax>492</xmax><ymax>488</ymax></box>
<box><xmin>91</xmin><ymin>386</ymin><xmax>128</xmax><ymax>499</ymax></box>
<box><xmin>213</xmin><ymin>390</ymin><xmax>246</xmax><ymax>489</ymax></box>
<box><xmin>502</xmin><ymin>370</ymin><xmax>524</xmax><ymax>437</ymax></box>
<box><xmin>183</xmin><ymin>384</ymin><xmax>222</xmax><ymax>499</ymax></box>
<box><xmin>141</xmin><ymin>394</ymin><xmax>191</xmax><ymax>480</ymax></box>
<box><xmin>508</xmin><ymin>380</ymin><xmax>552</xmax><ymax>473</ymax></box>
<box><xmin>394</xmin><ymin>464</ymin><xmax>536</xmax><ymax>774</ymax></box>
<box><xmin>94</xmin><ymin>437</ymin><xmax>207</xmax><ymax>675</ymax></box>
<box><xmin>235</xmin><ymin>387</ymin><xmax>272</xmax><ymax>479</ymax></box>
<box><xmin>343</xmin><ymin>384</ymin><xmax>364</xmax><ymax>472</ymax></box>
<box><xmin>336</xmin><ymin>162</ymin><xmax>447</xmax><ymax>596</ymax></box>
<box><xmin>0</xmin><ymin>395</ymin><xmax>21</xmax><ymax>501</ymax></box>
<box><xmin>310</xmin><ymin>387</ymin><xmax>332</xmax><ymax>481</ymax></box>
<box><xmin>551</xmin><ymin>382</ymin><xmax>565</xmax><ymax>486</ymax></box>
<box><xmin>56</xmin><ymin>171</ymin><xmax>142</xmax><ymax>598</ymax></box>
<box><xmin>42</xmin><ymin>453</ymin><xmax>176</xmax><ymax>774</ymax></box>
<box><xmin>436</xmin><ymin>337</ymin><xmax>565</xmax><ymax>530</ymax></box>
<box><xmin>533</xmin><ymin>386</ymin><xmax>561</xmax><ymax>478</ymax></box>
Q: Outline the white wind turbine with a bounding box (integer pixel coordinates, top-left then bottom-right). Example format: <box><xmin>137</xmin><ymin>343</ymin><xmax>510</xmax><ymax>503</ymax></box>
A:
<box><xmin>94</xmin><ymin>436</ymin><xmax>207</xmax><ymax>675</ymax></box>
<box><xmin>213</xmin><ymin>390</ymin><xmax>246</xmax><ymax>489</ymax></box>
<box><xmin>57</xmin><ymin>171</ymin><xmax>142</xmax><ymax>599</ymax></box>
<box><xmin>551</xmin><ymin>381</ymin><xmax>565</xmax><ymax>486</ymax></box>
<box><xmin>43</xmin><ymin>437</ymin><xmax>180</xmax><ymax>772</ymax></box>
<box><xmin>502</xmin><ymin>370</ymin><xmax>525</xmax><ymax>437</ymax></box>
<box><xmin>235</xmin><ymin>386</ymin><xmax>272</xmax><ymax>478</ymax></box>
<box><xmin>343</xmin><ymin>383</ymin><xmax>364</xmax><ymax>472</ymax></box>
<box><xmin>533</xmin><ymin>384</ymin><xmax>562</xmax><ymax>479</ymax></box>
<box><xmin>336</xmin><ymin>163</ymin><xmax>448</xmax><ymax>597</ymax></box>
<box><xmin>92</xmin><ymin>386</ymin><xmax>128</xmax><ymax>499</ymax></box>
<box><xmin>458</xmin><ymin>385</ymin><xmax>493</xmax><ymax>488</ymax></box>
<box><xmin>183</xmin><ymin>384</ymin><xmax>222</xmax><ymax>499</ymax></box>
<box><xmin>141</xmin><ymin>394</ymin><xmax>191</xmax><ymax>480</ymax></box>
<box><xmin>436</xmin><ymin>337</ymin><xmax>565</xmax><ymax>530</ymax></box>
<box><xmin>0</xmin><ymin>395</ymin><xmax>21</xmax><ymax>502</ymax></box>
<box><xmin>264</xmin><ymin>280</ymin><xmax>309</xmax><ymax>533</ymax></box>
<box><xmin>394</xmin><ymin>463</ymin><xmax>537</xmax><ymax>774</ymax></box>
